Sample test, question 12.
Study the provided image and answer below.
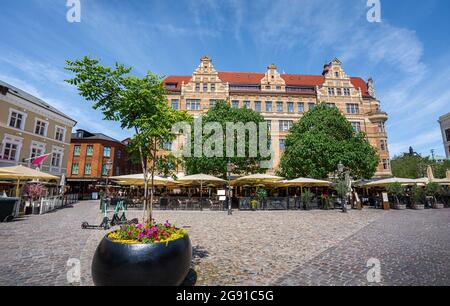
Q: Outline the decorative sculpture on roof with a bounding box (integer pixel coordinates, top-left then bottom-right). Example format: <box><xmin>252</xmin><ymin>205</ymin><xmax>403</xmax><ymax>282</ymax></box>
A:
<box><xmin>367</xmin><ymin>77</ymin><xmax>376</xmax><ymax>99</ymax></box>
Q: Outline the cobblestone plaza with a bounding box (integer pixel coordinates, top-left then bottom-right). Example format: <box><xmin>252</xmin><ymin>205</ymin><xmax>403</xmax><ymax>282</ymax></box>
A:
<box><xmin>1</xmin><ymin>200</ymin><xmax>449</xmax><ymax>286</ymax></box>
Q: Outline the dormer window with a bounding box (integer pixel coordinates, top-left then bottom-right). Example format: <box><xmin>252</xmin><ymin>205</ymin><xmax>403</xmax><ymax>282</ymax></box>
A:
<box><xmin>335</xmin><ymin>72</ymin><xmax>339</xmax><ymax>78</ymax></box>
<box><xmin>165</xmin><ymin>83</ymin><xmax>177</xmax><ymax>89</ymax></box>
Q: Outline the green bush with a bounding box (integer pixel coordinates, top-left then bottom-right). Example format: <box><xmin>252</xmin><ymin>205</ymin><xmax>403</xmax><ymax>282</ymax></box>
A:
<box><xmin>426</xmin><ymin>182</ymin><xmax>442</xmax><ymax>196</ymax></box>
<box><xmin>386</xmin><ymin>182</ymin><xmax>405</xmax><ymax>206</ymax></box>
<box><xmin>255</xmin><ymin>188</ymin><xmax>268</xmax><ymax>204</ymax></box>
<box><xmin>301</xmin><ymin>190</ymin><xmax>314</xmax><ymax>210</ymax></box>
<box><xmin>411</xmin><ymin>185</ymin><xmax>425</xmax><ymax>205</ymax></box>
<box><xmin>334</xmin><ymin>180</ymin><xmax>348</xmax><ymax>198</ymax></box>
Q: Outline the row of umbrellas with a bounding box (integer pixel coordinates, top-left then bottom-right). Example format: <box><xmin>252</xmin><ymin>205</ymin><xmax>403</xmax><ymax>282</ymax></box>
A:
<box><xmin>0</xmin><ymin>165</ymin><xmax>59</xmax><ymax>197</ymax></box>
<box><xmin>110</xmin><ymin>173</ymin><xmax>332</xmax><ymax>188</ymax></box>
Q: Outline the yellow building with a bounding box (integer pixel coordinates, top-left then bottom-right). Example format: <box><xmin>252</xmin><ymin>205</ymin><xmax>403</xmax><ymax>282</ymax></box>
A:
<box><xmin>0</xmin><ymin>80</ymin><xmax>77</xmax><ymax>176</ymax></box>
<box><xmin>163</xmin><ymin>56</ymin><xmax>391</xmax><ymax>177</ymax></box>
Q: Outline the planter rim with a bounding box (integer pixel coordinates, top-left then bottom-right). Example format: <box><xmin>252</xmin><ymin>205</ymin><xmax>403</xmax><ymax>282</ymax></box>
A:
<box><xmin>104</xmin><ymin>231</ymin><xmax>189</xmax><ymax>246</ymax></box>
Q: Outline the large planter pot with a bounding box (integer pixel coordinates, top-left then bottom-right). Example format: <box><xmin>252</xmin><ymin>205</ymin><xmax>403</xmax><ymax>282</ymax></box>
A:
<box><xmin>432</xmin><ymin>203</ymin><xmax>444</xmax><ymax>209</ymax></box>
<box><xmin>394</xmin><ymin>204</ymin><xmax>406</xmax><ymax>210</ymax></box>
<box><xmin>92</xmin><ymin>234</ymin><xmax>192</xmax><ymax>286</ymax></box>
<box><xmin>412</xmin><ymin>204</ymin><xmax>425</xmax><ymax>210</ymax></box>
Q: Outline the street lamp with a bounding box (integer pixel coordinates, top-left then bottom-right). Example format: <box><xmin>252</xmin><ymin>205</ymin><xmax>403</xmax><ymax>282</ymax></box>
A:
<box><xmin>337</xmin><ymin>161</ymin><xmax>344</xmax><ymax>175</ymax></box>
<box><xmin>337</xmin><ymin>161</ymin><xmax>348</xmax><ymax>213</ymax></box>
<box><xmin>105</xmin><ymin>160</ymin><xmax>113</xmax><ymax>199</ymax></box>
<box><xmin>226</xmin><ymin>161</ymin><xmax>235</xmax><ymax>216</ymax></box>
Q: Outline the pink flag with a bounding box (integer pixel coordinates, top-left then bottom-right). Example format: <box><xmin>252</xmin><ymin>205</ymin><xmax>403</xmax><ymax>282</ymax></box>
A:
<box><xmin>31</xmin><ymin>153</ymin><xmax>51</xmax><ymax>166</ymax></box>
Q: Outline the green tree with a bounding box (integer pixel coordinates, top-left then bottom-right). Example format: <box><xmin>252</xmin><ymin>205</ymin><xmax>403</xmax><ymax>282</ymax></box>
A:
<box><xmin>278</xmin><ymin>103</ymin><xmax>379</xmax><ymax>179</ymax></box>
<box><xmin>183</xmin><ymin>101</ymin><xmax>270</xmax><ymax>178</ymax></box>
<box><xmin>391</xmin><ymin>155</ymin><xmax>450</xmax><ymax>179</ymax></box>
<box><xmin>65</xmin><ymin>56</ymin><xmax>191</xmax><ymax>221</ymax></box>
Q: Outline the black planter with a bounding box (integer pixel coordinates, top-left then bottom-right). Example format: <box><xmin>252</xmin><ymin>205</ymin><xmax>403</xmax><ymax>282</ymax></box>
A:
<box><xmin>92</xmin><ymin>234</ymin><xmax>192</xmax><ymax>286</ymax></box>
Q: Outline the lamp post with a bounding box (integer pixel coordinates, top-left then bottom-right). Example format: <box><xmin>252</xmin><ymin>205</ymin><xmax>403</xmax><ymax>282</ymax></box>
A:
<box><xmin>226</xmin><ymin>161</ymin><xmax>235</xmax><ymax>216</ymax></box>
<box><xmin>105</xmin><ymin>160</ymin><xmax>113</xmax><ymax>200</ymax></box>
<box><xmin>337</xmin><ymin>161</ymin><xmax>348</xmax><ymax>213</ymax></box>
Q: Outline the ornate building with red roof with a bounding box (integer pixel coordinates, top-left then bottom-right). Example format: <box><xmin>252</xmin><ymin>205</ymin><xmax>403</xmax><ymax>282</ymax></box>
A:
<box><xmin>164</xmin><ymin>56</ymin><xmax>391</xmax><ymax>177</ymax></box>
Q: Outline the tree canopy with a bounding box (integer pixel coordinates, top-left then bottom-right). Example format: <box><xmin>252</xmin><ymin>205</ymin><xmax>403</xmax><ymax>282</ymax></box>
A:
<box><xmin>183</xmin><ymin>101</ymin><xmax>270</xmax><ymax>178</ymax></box>
<box><xmin>278</xmin><ymin>103</ymin><xmax>379</xmax><ymax>179</ymax></box>
<box><xmin>391</xmin><ymin>154</ymin><xmax>450</xmax><ymax>179</ymax></box>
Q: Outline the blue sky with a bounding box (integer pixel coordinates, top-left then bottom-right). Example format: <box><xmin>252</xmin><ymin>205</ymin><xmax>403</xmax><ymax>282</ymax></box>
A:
<box><xmin>0</xmin><ymin>0</ymin><xmax>449</xmax><ymax>157</ymax></box>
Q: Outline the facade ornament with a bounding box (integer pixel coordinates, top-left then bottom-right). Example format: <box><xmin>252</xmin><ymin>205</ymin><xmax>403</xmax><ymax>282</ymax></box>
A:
<box><xmin>367</xmin><ymin>77</ymin><xmax>376</xmax><ymax>98</ymax></box>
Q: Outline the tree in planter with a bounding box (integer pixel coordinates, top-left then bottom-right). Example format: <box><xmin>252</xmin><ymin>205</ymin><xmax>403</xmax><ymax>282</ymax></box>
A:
<box><xmin>255</xmin><ymin>188</ymin><xmax>268</xmax><ymax>209</ymax></box>
<box><xmin>278</xmin><ymin>103</ymin><xmax>379</xmax><ymax>180</ymax></box>
<box><xmin>386</xmin><ymin>182</ymin><xmax>405</xmax><ymax>208</ymax></box>
<box><xmin>65</xmin><ymin>56</ymin><xmax>191</xmax><ymax>222</ymax></box>
<box><xmin>25</xmin><ymin>184</ymin><xmax>46</xmax><ymax>214</ymax></box>
<box><xmin>301</xmin><ymin>189</ymin><xmax>314</xmax><ymax>210</ymax></box>
<box><xmin>320</xmin><ymin>194</ymin><xmax>331</xmax><ymax>210</ymax></box>
<box><xmin>425</xmin><ymin>182</ymin><xmax>443</xmax><ymax>207</ymax></box>
<box><xmin>410</xmin><ymin>185</ymin><xmax>425</xmax><ymax>209</ymax></box>
<box><xmin>334</xmin><ymin>180</ymin><xmax>349</xmax><ymax>209</ymax></box>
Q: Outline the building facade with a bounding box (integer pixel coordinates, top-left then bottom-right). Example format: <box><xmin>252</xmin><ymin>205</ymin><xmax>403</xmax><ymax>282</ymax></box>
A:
<box><xmin>438</xmin><ymin>112</ymin><xmax>450</xmax><ymax>158</ymax></box>
<box><xmin>67</xmin><ymin>129</ymin><xmax>140</xmax><ymax>194</ymax></box>
<box><xmin>0</xmin><ymin>80</ymin><xmax>77</xmax><ymax>175</ymax></box>
<box><xmin>163</xmin><ymin>56</ymin><xmax>391</xmax><ymax>177</ymax></box>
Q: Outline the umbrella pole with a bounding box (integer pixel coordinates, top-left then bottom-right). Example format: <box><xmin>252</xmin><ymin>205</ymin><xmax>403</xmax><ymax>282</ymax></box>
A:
<box><xmin>16</xmin><ymin>178</ymin><xmax>20</xmax><ymax>198</ymax></box>
<box><xmin>200</xmin><ymin>180</ymin><xmax>203</xmax><ymax>211</ymax></box>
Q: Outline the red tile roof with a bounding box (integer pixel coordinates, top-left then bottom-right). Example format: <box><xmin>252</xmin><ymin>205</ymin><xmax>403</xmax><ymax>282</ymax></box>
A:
<box><xmin>164</xmin><ymin>72</ymin><xmax>370</xmax><ymax>96</ymax></box>
<box><xmin>164</xmin><ymin>76</ymin><xmax>192</xmax><ymax>90</ymax></box>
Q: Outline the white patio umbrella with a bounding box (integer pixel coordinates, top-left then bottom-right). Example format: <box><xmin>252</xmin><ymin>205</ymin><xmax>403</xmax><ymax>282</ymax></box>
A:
<box><xmin>109</xmin><ymin>173</ymin><xmax>174</xmax><ymax>186</ymax></box>
<box><xmin>0</xmin><ymin>165</ymin><xmax>59</xmax><ymax>197</ymax></box>
<box><xmin>176</xmin><ymin>174</ymin><xmax>226</xmax><ymax>208</ymax></box>
<box><xmin>279</xmin><ymin>177</ymin><xmax>331</xmax><ymax>187</ymax></box>
<box><xmin>364</xmin><ymin>177</ymin><xmax>419</xmax><ymax>187</ymax></box>
<box><xmin>233</xmin><ymin>173</ymin><xmax>284</xmax><ymax>186</ymax></box>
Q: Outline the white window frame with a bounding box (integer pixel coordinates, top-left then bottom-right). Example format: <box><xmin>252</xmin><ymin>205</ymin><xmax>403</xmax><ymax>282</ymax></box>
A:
<box><xmin>346</xmin><ymin>103</ymin><xmax>360</xmax><ymax>114</ymax></box>
<box><xmin>7</xmin><ymin>108</ymin><xmax>28</xmax><ymax>130</ymax></box>
<box><xmin>1</xmin><ymin>134</ymin><xmax>23</xmax><ymax>163</ymax></box>
<box><xmin>50</xmin><ymin>145</ymin><xmax>64</xmax><ymax>172</ymax></box>
<box><xmin>351</xmin><ymin>121</ymin><xmax>362</xmax><ymax>133</ymax></box>
<box><xmin>279</xmin><ymin>120</ymin><xmax>293</xmax><ymax>132</ymax></box>
<box><xmin>186</xmin><ymin>99</ymin><xmax>201</xmax><ymax>111</ymax></box>
<box><xmin>29</xmin><ymin>140</ymin><xmax>46</xmax><ymax>162</ymax></box>
<box><xmin>54</xmin><ymin>125</ymin><xmax>66</xmax><ymax>143</ymax></box>
<box><xmin>34</xmin><ymin>118</ymin><xmax>49</xmax><ymax>137</ymax></box>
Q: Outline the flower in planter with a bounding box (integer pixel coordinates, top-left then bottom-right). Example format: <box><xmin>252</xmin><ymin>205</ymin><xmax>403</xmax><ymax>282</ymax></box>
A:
<box><xmin>109</xmin><ymin>220</ymin><xmax>188</xmax><ymax>245</ymax></box>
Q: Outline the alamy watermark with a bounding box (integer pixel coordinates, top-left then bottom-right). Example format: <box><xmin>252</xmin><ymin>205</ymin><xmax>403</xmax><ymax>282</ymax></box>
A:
<box><xmin>367</xmin><ymin>0</ymin><xmax>382</xmax><ymax>23</ymax></box>
<box><xmin>67</xmin><ymin>258</ymin><xmax>81</xmax><ymax>284</ymax></box>
<box><xmin>366</xmin><ymin>258</ymin><xmax>381</xmax><ymax>283</ymax></box>
<box><xmin>66</xmin><ymin>0</ymin><xmax>81</xmax><ymax>23</ymax></box>
<box><xmin>172</xmin><ymin>117</ymin><xmax>273</xmax><ymax>168</ymax></box>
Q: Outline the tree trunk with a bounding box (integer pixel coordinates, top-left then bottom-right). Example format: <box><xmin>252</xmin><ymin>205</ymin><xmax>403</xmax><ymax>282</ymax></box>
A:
<box><xmin>147</xmin><ymin>139</ymin><xmax>158</xmax><ymax>222</ymax></box>
<box><xmin>134</xmin><ymin>127</ymin><xmax>148</xmax><ymax>223</ymax></box>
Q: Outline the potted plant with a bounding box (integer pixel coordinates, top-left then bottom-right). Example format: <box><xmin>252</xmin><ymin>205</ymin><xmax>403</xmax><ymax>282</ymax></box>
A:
<box><xmin>334</xmin><ymin>180</ymin><xmax>349</xmax><ymax>210</ymax></box>
<box><xmin>426</xmin><ymin>182</ymin><xmax>444</xmax><ymax>209</ymax></box>
<box><xmin>301</xmin><ymin>189</ymin><xmax>314</xmax><ymax>210</ymax></box>
<box><xmin>92</xmin><ymin>220</ymin><xmax>191</xmax><ymax>286</ymax></box>
<box><xmin>250</xmin><ymin>199</ymin><xmax>258</xmax><ymax>211</ymax></box>
<box><xmin>386</xmin><ymin>182</ymin><xmax>406</xmax><ymax>210</ymax></box>
<box><xmin>255</xmin><ymin>188</ymin><xmax>268</xmax><ymax>210</ymax></box>
<box><xmin>25</xmin><ymin>184</ymin><xmax>46</xmax><ymax>215</ymax></box>
<box><xmin>320</xmin><ymin>194</ymin><xmax>330</xmax><ymax>210</ymax></box>
<box><xmin>410</xmin><ymin>185</ymin><xmax>425</xmax><ymax>210</ymax></box>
